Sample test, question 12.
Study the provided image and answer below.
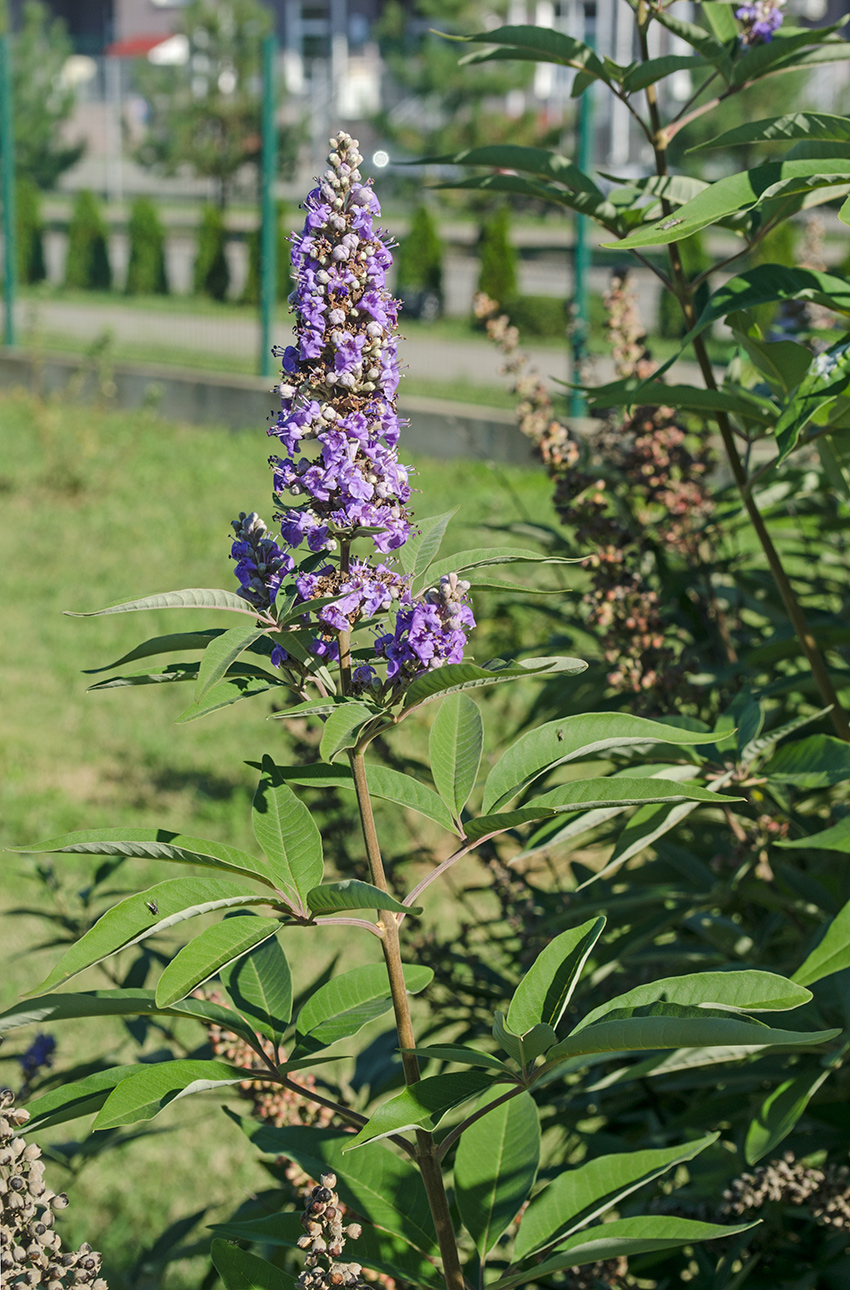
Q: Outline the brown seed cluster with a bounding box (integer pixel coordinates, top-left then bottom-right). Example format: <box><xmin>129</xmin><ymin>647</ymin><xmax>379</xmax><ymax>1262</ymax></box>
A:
<box><xmin>0</xmin><ymin>1088</ymin><xmax>108</xmax><ymax>1290</ymax></box>
<box><xmin>562</xmin><ymin>1257</ymin><xmax>629</xmax><ymax>1289</ymax></box>
<box><xmin>722</xmin><ymin>1152</ymin><xmax>850</xmax><ymax>1230</ymax></box>
<box><xmin>476</xmin><ymin>277</ymin><xmax>716</xmax><ymax>712</ymax></box>
<box><xmin>297</xmin><ymin>1172</ymin><xmax>367</xmax><ymax>1290</ymax></box>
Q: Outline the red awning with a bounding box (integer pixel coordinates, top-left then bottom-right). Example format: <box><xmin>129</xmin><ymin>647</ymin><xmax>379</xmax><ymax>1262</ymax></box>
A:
<box><xmin>105</xmin><ymin>35</ymin><xmax>172</xmax><ymax>59</ymax></box>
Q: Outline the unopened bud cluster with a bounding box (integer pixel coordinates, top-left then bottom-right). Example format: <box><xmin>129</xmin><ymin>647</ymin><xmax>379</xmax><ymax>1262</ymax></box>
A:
<box><xmin>0</xmin><ymin>1088</ymin><xmax>107</xmax><ymax>1290</ymax></box>
<box><xmin>723</xmin><ymin>1152</ymin><xmax>850</xmax><ymax>1230</ymax></box>
<box><xmin>375</xmin><ymin>571</ymin><xmax>475</xmax><ymax>682</ymax></box>
<box><xmin>297</xmin><ymin>1173</ymin><xmax>366</xmax><ymax>1290</ymax></box>
<box><xmin>230</xmin><ymin>511</ymin><xmax>293</xmax><ymax>611</ymax></box>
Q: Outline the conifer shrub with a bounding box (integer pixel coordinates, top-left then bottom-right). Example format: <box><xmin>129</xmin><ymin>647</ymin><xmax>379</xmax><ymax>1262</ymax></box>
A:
<box><xmin>125</xmin><ymin>197</ymin><xmax>169</xmax><ymax>296</ymax></box>
<box><xmin>193</xmin><ymin>204</ymin><xmax>230</xmax><ymax>301</ymax></box>
<box><xmin>241</xmin><ymin>202</ymin><xmax>292</xmax><ymax>306</ymax></box>
<box><xmin>64</xmin><ymin>190</ymin><xmax>112</xmax><ymax>291</ymax></box>
<box><xmin>505</xmin><ymin>293</ymin><xmax>567</xmax><ymax>338</ymax></box>
<box><xmin>16</xmin><ymin>176</ymin><xmax>46</xmax><ymax>285</ymax></box>
<box><xmin>476</xmin><ymin>204</ymin><xmax>518</xmax><ymax>306</ymax></box>
<box><xmin>395</xmin><ymin>203</ymin><xmax>444</xmax><ymax>320</ymax></box>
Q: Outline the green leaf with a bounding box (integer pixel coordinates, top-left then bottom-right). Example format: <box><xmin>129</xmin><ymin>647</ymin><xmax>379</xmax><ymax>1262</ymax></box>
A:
<box><xmin>793</xmin><ymin>896</ymin><xmax>850</xmax><ymax>986</ymax></box>
<box><xmin>774</xmin><ymin>338</ymin><xmax>850</xmax><ymax>463</ymax></box>
<box><xmin>307</xmin><ymin>879</ymin><xmax>420</xmax><ymax>917</ymax></box>
<box><xmin>24</xmin><ymin>1064</ymin><xmax>143</xmax><ymax>1131</ymax></box>
<box><xmin>422</xmin><ymin>547</ymin><xmax>580</xmax><ymax>588</ymax></box>
<box><xmin>457</xmin><ymin>25</ymin><xmax>610</xmax><ymax>83</ymax></box>
<box><xmin>294</xmin><ymin>963</ymin><xmax>433</xmax><ymax>1056</ymax></box>
<box><xmin>344</xmin><ymin>1071</ymin><xmax>498</xmax><ymax>1150</ymax></box>
<box><xmin>403</xmin><ymin>1045</ymin><xmax>509</xmax><ymax>1072</ymax></box>
<box><xmin>574</xmin><ymin>970</ymin><xmax>813</xmax><ymax>1035</ymax></box>
<box><xmin>211</xmin><ymin>1240</ymin><xmax>297</xmax><ymax>1290</ymax></box>
<box><xmin>507</xmin><ymin>918</ymin><xmax>605</xmax><ymax>1036</ymax></box>
<box><xmin>398</xmin><ymin>510</ymin><xmax>458</xmax><ymax>579</ymax></box>
<box><xmin>694</xmin><ymin>110</ymin><xmax>850</xmax><ymax>153</ymax></box>
<box><xmin>438</xmin><ymin>171</ymin><xmax>622</xmax><ymax>228</ymax></box>
<box><xmin>482</xmin><ymin>713</ymin><xmax>711</xmax><ymax>814</ymax></box>
<box><xmin>415</xmin><ymin>145</ymin><xmax>601</xmax><ymax>196</ymax></box>
<box><xmin>603</xmin><ymin>159</ymin><xmax>850</xmax><ymax>250</ymax></box>
<box><xmin>585</xmin><ymin>796</ymin><xmax>707</xmax><ymax>885</ymax></box>
<box><xmin>252</xmin><ymin>756</ymin><xmax>323</xmax><ymax>912</ymax></box>
<box><xmin>320</xmin><ymin>701</ymin><xmax>380</xmax><ymax>761</ymax></box>
<box><xmin>228</xmin><ymin>1122</ymin><xmax>438</xmax><ymax>1256</ymax></box>
<box><xmin>778</xmin><ymin>815</ymin><xmax>850</xmax><ymax>853</ymax></box>
<box><xmin>66</xmin><ymin>588</ymin><xmax>261</xmax><ymax>619</ymax></box>
<box><xmin>399</xmin><ymin>657</ymin><xmax>586</xmax><ymax>715</ymax></box>
<box><xmin>429</xmin><ymin>693</ymin><xmax>483</xmax><ymax>820</ymax></box>
<box><xmin>495</xmin><ymin>1217</ymin><xmax>755</xmax><ymax>1287</ymax></box>
<box><xmin>585</xmin><ymin>378</ymin><xmax>776</xmax><ymax>425</ymax></box>
<box><xmin>513</xmin><ymin>1135</ymin><xmax>718</xmax><ymax>1261</ymax></box>
<box><xmin>702</xmin><ymin>0</ymin><xmax>739</xmax><ymax>42</ymax></box>
<box><xmin>34</xmin><ymin>878</ymin><xmax>280</xmax><ymax>993</ymax></box>
<box><xmin>260</xmin><ymin>760</ymin><xmax>457</xmax><ymax>833</ymax></box>
<box><xmin>11</xmin><ymin>828</ymin><xmax>281</xmax><ymax>889</ymax></box>
<box><xmin>83</xmin><ymin>630</ymin><xmax>234</xmax><ymax>673</ymax></box>
<box><xmin>729</xmin><ymin>331</ymin><xmax>813</xmax><ymax>396</ymax></box>
<box><xmin>546</xmin><ymin>1014</ymin><xmax>838</xmax><ymax>1065</ymax></box>
<box><xmin>455</xmin><ymin>1089</ymin><xmax>539</xmax><ymax>1257</ymax></box>
<box><xmin>195</xmin><ymin>626</ymin><xmax>268</xmax><ymax>701</ymax></box>
<box><xmin>622</xmin><ymin>54</ymin><xmax>708</xmax><ymax>94</ymax></box>
<box><xmin>221</xmin><ymin>932</ymin><xmax>292</xmax><ymax>1048</ymax></box>
<box><xmin>650</xmin><ymin>7</ymin><xmax>727</xmax><ymax>62</ymax></box>
<box><xmin>745</xmin><ymin>1068</ymin><xmax>831</xmax><ymax>1165</ymax></box>
<box><xmin>154</xmin><ymin>915</ymin><xmax>283</xmax><ymax>1008</ymax></box>
<box><xmin>764</xmin><ymin>734</ymin><xmax>850</xmax><ymax>787</ymax></box>
<box><xmin>728</xmin><ymin>21</ymin><xmax>848</xmax><ymax>88</ymax></box>
<box><xmin>87</xmin><ymin>662</ymin><xmax>202</xmax><ymax>690</ymax></box>
<box><xmin>94</xmin><ymin>1060</ymin><xmax>255</xmax><ymax>1129</ymax></box>
<box><xmin>176</xmin><ymin>673</ymin><xmax>280</xmax><ymax>722</ymax></box>
<box><xmin>465</xmin><ymin>778</ymin><xmax>738</xmax><ymax>845</ymax></box>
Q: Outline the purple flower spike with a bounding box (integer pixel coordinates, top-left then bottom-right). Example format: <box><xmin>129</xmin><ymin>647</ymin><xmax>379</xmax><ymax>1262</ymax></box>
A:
<box><xmin>270</xmin><ymin>132</ymin><xmax>412</xmax><ymax>557</ymax></box>
<box><xmin>736</xmin><ymin>0</ymin><xmax>785</xmax><ymax>43</ymax></box>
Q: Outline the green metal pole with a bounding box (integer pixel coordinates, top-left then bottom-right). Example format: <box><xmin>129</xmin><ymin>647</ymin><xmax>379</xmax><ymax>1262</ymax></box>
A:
<box><xmin>259</xmin><ymin>33</ymin><xmax>278</xmax><ymax>378</ymax></box>
<box><xmin>569</xmin><ymin>27</ymin><xmax>593</xmax><ymax>419</ymax></box>
<box><xmin>0</xmin><ymin>33</ymin><xmax>17</xmax><ymax>348</ymax></box>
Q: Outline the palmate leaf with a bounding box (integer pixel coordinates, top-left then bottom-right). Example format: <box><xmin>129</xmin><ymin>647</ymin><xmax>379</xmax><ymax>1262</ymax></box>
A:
<box><xmin>482</xmin><ymin>713</ymin><xmax>711</xmax><ymax>814</ymax></box>
<box><xmin>429</xmin><ymin>692</ymin><xmax>483</xmax><ymax>820</ymax></box>
<box><xmin>294</xmin><ymin>963</ymin><xmax>433</xmax><ymax>1057</ymax></box>
<box><xmin>507</xmin><ymin>918</ymin><xmax>605</xmax><ymax>1036</ymax></box>
<box><xmin>513</xmin><ymin>1134</ymin><xmax>718</xmax><ymax>1261</ymax></box>
<box><xmin>252</xmin><ymin>756</ymin><xmax>323</xmax><ymax>912</ymax></box>
<box><xmin>65</xmin><ymin>588</ymin><xmax>261</xmax><ymax>619</ymax></box>
<box><xmin>11</xmin><ymin>828</ymin><xmax>283</xmax><ymax>889</ymax></box>
<box><xmin>154</xmin><ymin>914</ymin><xmax>283</xmax><ymax>1007</ymax></box>
<box><xmin>399</xmin><ymin>657</ymin><xmax>587</xmax><ymax>715</ymax></box>
<box><xmin>745</xmin><ymin>1068</ymin><xmax>832</xmax><ymax>1165</ymax></box>
<box><xmin>211</xmin><ymin>1240</ymin><xmax>297</xmax><ymax>1290</ymax></box>
<box><xmin>33</xmin><ymin>878</ymin><xmax>283</xmax><ymax>993</ymax></box>
<box><xmin>574</xmin><ymin>970</ymin><xmax>813</xmax><ymax>1035</ymax></box>
<box><xmin>604</xmin><ymin>158</ymin><xmax>850</xmax><ymax>250</ymax></box>
<box><xmin>684</xmin><ymin>265</ymin><xmax>850</xmax><ymax>353</ymax></box>
<box><xmin>343</xmin><ymin>1070</ymin><xmax>499</xmax><ymax>1150</ymax></box>
<box><xmin>455</xmin><ymin>1089</ymin><xmax>539</xmax><ymax>1257</ymax></box>
<box><xmin>221</xmin><ymin>932</ymin><xmax>292</xmax><ymax>1048</ymax></box>
<box><xmin>229</xmin><ymin>1121</ymin><xmax>439</xmax><ymax>1257</ymax></box>
<box><xmin>495</xmin><ymin>1217</ymin><xmax>755</xmax><ymax>1288</ymax></box>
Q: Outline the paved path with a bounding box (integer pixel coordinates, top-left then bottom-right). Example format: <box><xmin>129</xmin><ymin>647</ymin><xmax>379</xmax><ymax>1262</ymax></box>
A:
<box><xmin>19</xmin><ymin>296</ymin><xmax>705</xmax><ymax>390</ymax></box>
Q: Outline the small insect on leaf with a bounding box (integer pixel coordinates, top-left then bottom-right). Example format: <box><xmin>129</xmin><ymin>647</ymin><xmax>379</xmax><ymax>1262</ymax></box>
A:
<box><xmin>658</xmin><ymin>217</ymin><xmax>683</xmax><ymax>230</ymax></box>
<box><xmin>146</xmin><ymin>900</ymin><xmax>159</xmax><ymax>916</ymax></box>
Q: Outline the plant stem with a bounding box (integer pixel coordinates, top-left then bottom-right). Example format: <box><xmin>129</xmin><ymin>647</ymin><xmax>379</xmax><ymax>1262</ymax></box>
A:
<box><xmin>348</xmin><ymin>748</ymin><xmax>466</xmax><ymax>1290</ymax></box>
<box><xmin>636</xmin><ymin>6</ymin><xmax>850</xmax><ymax>740</ymax></box>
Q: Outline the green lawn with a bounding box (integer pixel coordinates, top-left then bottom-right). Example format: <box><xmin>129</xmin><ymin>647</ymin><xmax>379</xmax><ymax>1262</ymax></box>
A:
<box><xmin>0</xmin><ymin>388</ymin><xmax>564</xmax><ymax>1287</ymax></box>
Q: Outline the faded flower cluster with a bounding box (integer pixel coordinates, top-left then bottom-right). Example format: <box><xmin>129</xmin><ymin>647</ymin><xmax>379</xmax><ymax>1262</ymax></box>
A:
<box><xmin>297</xmin><ymin>1172</ymin><xmax>367</xmax><ymax>1290</ymax></box>
<box><xmin>736</xmin><ymin>0</ymin><xmax>785</xmax><ymax>43</ymax></box>
<box><xmin>0</xmin><ymin>1087</ymin><xmax>107</xmax><ymax>1290</ymax></box>
<box><xmin>723</xmin><ymin>1152</ymin><xmax>850</xmax><ymax>1230</ymax></box>
<box><xmin>231</xmin><ymin>132</ymin><xmax>474</xmax><ymax>686</ymax></box>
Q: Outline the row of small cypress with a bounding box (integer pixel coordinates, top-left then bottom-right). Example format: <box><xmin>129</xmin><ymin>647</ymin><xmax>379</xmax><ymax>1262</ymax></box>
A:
<box><xmin>15</xmin><ymin>187</ymin><xmax>291</xmax><ymax>302</ymax></box>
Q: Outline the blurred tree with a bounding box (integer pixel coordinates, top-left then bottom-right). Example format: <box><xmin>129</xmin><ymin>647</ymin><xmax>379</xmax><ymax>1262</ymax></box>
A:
<box><xmin>132</xmin><ymin>0</ymin><xmax>274</xmax><ymax>209</ymax></box>
<box><xmin>125</xmin><ymin>197</ymin><xmax>169</xmax><ymax>296</ymax></box>
<box><xmin>64</xmin><ymin>190</ymin><xmax>111</xmax><ymax>291</ymax></box>
<box><xmin>477</xmin><ymin>205</ymin><xmax>517</xmax><ymax>306</ymax></box>
<box><xmin>241</xmin><ymin>201</ymin><xmax>292</xmax><ymax>305</ymax></box>
<box><xmin>396</xmin><ymin>204</ymin><xmax>443</xmax><ymax>293</ymax></box>
<box><xmin>194</xmin><ymin>203</ymin><xmax>230</xmax><ymax>300</ymax></box>
<box><xmin>374</xmin><ymin>1</ymin><xmax>557</xmax><ymax>169</ymax></box>
<box><xmin>16</xmin><ymin>176</ymin><xmax>46</xmax><ymax>284</ymax></box>
<box><xmin>3</xmin><ymin>0</ymin><xmax>84</xmax><ymax>189</ymax></box>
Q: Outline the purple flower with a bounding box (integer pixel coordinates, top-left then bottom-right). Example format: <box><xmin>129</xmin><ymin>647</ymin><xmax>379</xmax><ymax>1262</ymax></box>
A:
<box><xmin>230</xmin><ymin>511</ymin><xmax>293</xmax><ymax>610</ymax></box>
<box><xmin>736</xmin><ymin>0</ymin><xmax>785</xmax><ymax>43</ymax></box>
<box><xmin>376</xmin><ymin>573</ymin><xmax>476</xmax><ymax>682</ymax></box>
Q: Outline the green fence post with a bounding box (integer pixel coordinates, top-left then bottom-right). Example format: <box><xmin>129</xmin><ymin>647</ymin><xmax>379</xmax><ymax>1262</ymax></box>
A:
<box><xmin>0</xmin><ymin>31</ymin><xmax>17</xmax><ymax>347</ymax></box>
<box><xmin>259</xmin><ymin>32</ymin><xmax>278</xmax><ymax>378</ymax></box>
<box><xmin>569</xmin><ymin>27</ymin><xmax>593</xmax><ymax>419</ymax></box>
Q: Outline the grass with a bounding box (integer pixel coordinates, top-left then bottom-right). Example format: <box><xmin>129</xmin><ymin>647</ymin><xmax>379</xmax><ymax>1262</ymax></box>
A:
<box><xmin>0</xmin><ymin>387</ymin><xmax>563</xmax><ymax>1287</ymax></box>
